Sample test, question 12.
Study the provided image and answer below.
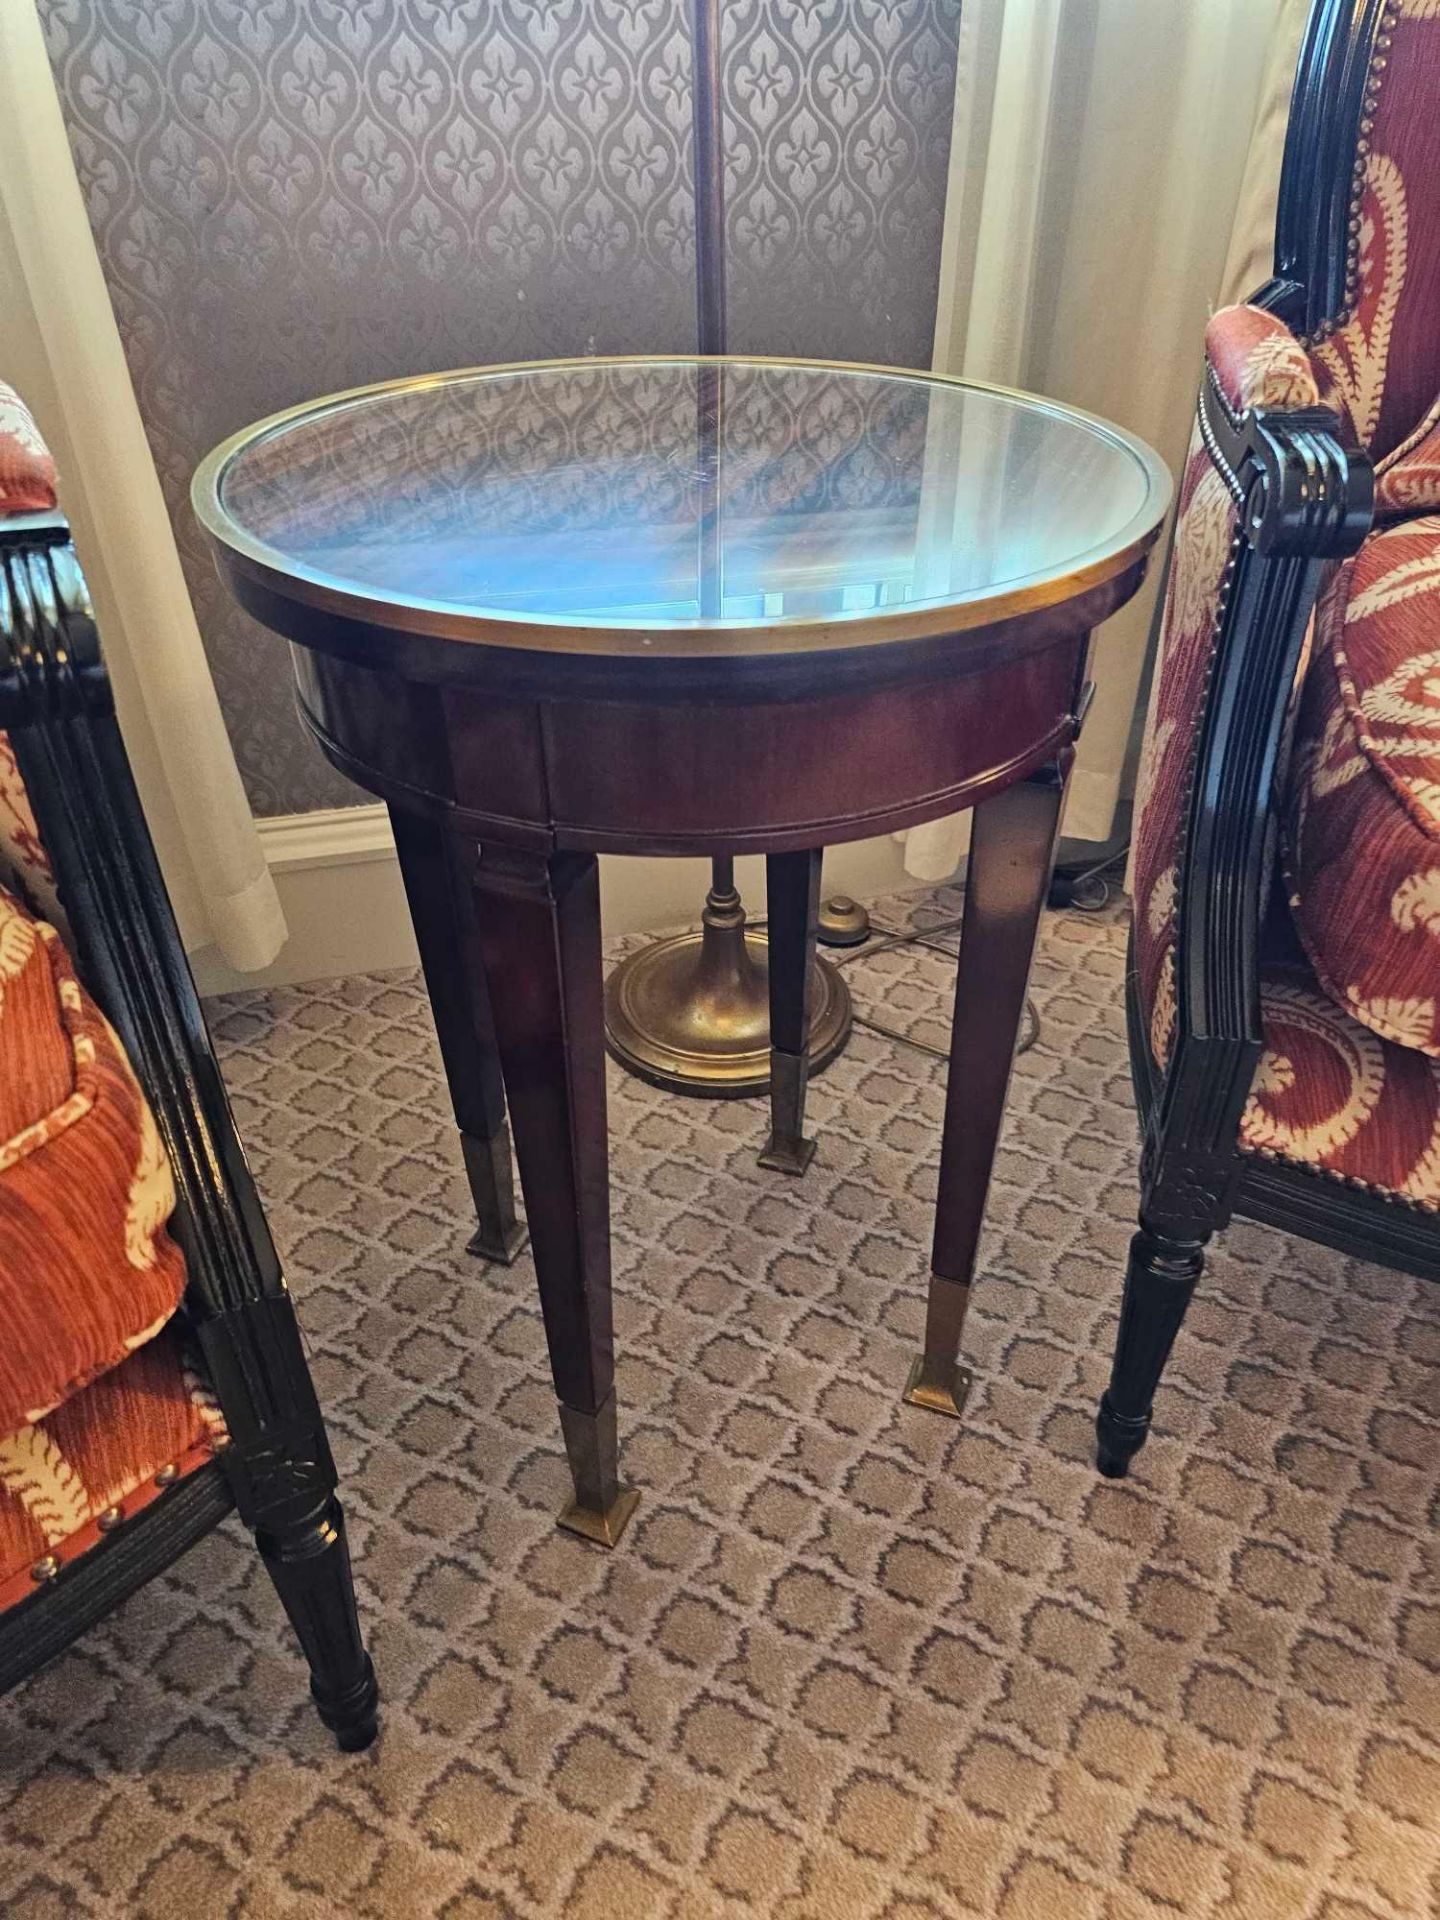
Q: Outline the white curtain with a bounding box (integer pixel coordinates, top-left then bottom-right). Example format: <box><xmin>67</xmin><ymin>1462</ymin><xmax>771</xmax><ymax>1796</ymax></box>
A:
<box><xmin>0</xmin><ymin>3</ymin><xmax>285</xmax><ymax>972</ymax></box>
<box><xmin>901</xmin><ymin>0</ymin><xmax>1289</xmax><ymax>881</ymax></box>
<box><xmin>1218</xmin><ymin>0</ymin><xmax>1313</xmax><ymax>309</ymax></box>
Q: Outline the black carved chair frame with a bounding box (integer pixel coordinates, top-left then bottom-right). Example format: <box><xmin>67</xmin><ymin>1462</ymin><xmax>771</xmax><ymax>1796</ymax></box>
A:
<box><xmin>1096</xmin><ymin>0</ymin><xmax>1440</xmax><ymax>1479</ymax></box>
<box><xmin>0</xmin><ymin>514</ymin><xmax>378</xmax><ymax>1750</ymax></box>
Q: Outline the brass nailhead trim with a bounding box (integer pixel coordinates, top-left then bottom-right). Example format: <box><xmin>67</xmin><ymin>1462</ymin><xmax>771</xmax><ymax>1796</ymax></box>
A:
<box><xmin>154</xmin><ymin>1464</ymin><xmax>179</xmax><ymax>1488</ymax></box>
<box><xmin>96</xmin><ymin>1506</ymin><xmax>124</xmax><ymax>1533</ymax></box>
<box><xmin>31</xmin><ymin>1556</ymin><xmax>59</xmax><ymax>1583</ymax></box>
<box><xmin>1243</xmin><ymin>1142</ymin><xmax>1437</xmax><ymax>1215</ymax></box>
<box><xmin>1305</xmin><ymin>1</ymin><xmax>1401</xmax><ymax>343</ymax></box>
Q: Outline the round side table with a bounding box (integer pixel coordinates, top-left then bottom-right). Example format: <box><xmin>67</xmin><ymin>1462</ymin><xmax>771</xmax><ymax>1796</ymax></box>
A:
<box><xmin>195</xmin><ymin>356</ymin><xmax>1169</xmax><ymax>1547</ymax></box>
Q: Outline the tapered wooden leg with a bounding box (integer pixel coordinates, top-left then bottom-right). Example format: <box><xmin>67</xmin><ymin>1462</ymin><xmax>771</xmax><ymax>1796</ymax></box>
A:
<box><xmin>389</xmin><ymin>805</ymin><xmax>525</xmax><ymax>1264</ymax></box>
<box><xmin>905</xmin><ymin>763</ymin><xmax>1068</xmax><ymax>1417</ymax></box>
<box><xmin>758</xmin><ymin>847</ymin><xmax>823</xmax><ymax>1175</ymax></box>
<box><xmin>466</xmin><ymin>846</ymin><xmax>636</xmax><ymax>1547</ymax></box>
<box><xmin>1096</xmin><ymin>1221</ymin><xmax>1206</xmax><ymax>1476</ymax></box>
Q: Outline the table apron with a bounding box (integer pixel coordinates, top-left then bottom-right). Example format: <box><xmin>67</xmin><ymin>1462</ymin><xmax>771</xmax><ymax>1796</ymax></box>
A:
<box><xmin>292</xmin><ymin>632</ymin><xmax>1088</xmax><ymax>856</ymax></box>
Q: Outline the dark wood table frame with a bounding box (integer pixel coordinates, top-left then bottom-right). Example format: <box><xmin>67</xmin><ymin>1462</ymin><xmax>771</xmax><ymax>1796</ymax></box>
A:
<box><xmin>197</xmin><ymin>355</ymin><xmax>1167</xmax><ymax>1548</ymax></box>
<box><xmin>203</xmin><ymin>563</ymin><xmax>1153</xmax><ymax>1550</ymax></box>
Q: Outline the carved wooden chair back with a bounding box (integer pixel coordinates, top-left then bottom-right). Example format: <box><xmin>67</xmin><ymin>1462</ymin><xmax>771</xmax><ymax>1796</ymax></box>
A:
<box><xmin>1097</xmin><ymin>0</ymin><xmax>1440</xmax><ymax>1477</ymax></box>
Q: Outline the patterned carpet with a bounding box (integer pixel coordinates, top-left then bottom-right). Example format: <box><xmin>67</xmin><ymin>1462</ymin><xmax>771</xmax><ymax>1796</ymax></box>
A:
<box><xmin>1</xmin><ymin>891</ymin><xmax>1436</xmax><ymax>1920</ymax></box>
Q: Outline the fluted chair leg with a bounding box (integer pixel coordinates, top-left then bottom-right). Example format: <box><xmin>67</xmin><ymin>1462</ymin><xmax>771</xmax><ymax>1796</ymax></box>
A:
<box><xmin>257</xmin><ymin>1493</ymin><xmax>378</xmax><ymax>1751</ymax></box>
<box><xmin>201</xmin><ymin>1296</ymin><xmax>380</xmax><ymax>1750</ymax></box>
<box><xmin>1096</xmin><ymin>1220</ymin><xmax>1207</xmax><ymax>1477</ymax></box>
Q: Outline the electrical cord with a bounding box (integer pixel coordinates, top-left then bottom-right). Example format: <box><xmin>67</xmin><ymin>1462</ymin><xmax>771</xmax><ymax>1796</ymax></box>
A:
<box><xmin>748</xmin><ymin>902</ymin><xmax>1041</xmax><ymax>1062</ymax></box>
<box><xmin>833</xmin><ymin>913</ymin><xmax>1039</xmax><ymax>1061</ymax></box>
<box><xmin>1048</xmin><ymin>841</ymin><xmax>1130</xmax><ymax>914</ymax></box>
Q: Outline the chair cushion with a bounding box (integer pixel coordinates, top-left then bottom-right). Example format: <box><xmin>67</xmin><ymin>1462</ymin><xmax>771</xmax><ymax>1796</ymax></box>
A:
<box><xmin>0</xmin><ymin>385</ymin><xmax>57</xmax><ymax>515</ymax></box>
<box><xmin>1242</xmin><ymin>963</ymin><xmax>1439</xmax><ymax>1208</ymax></box>
<box><xmin>1284</xmin><ymin>514</ymin><xmax>1440</xmax><ymax>1057</ymax></box>
<box><xmin>0</xmin><ymin>1322</ymin><xmax>225</xmax><ymax>1613</ymax></box>
<box><xmin>0</xmin><ymin>883</ymin><xmax>187</xmax><ymax>1437</ymax></box>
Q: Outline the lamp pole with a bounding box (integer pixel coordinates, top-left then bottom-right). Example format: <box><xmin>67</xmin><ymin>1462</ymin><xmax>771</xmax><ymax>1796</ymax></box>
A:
<box><xmin>692</xmin><ymin>0</ymin><xmax>727</xmax><ymax>360</ymax></box>
<box><xmin>693</xmin><ymin>0</ymin><xmax>736</xmax><ymax>907</ymax></box>
<box><xmin>600</xmin><ymin>0</ymin><xmax>852</xmax><ymax>1097</ymax></box>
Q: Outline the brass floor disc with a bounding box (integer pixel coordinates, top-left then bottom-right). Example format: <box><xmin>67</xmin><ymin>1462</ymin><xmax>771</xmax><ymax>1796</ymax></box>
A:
<box><xmin>604</xmin><ymin>928</ymin><xmax>852</xmax><ymax>1096</ymax></box>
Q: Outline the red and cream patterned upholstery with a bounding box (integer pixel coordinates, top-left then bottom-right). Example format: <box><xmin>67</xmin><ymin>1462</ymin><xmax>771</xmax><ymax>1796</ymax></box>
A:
<box><xmin>0</xmin><ymin>1326</ymin><xmax>224</xmax><ymax>1611</ymax></box>
<box><xmin>1307</xmin><ymin>0</ymin><xmax>1440</xmax><ymax>468</ymax></box>
<box><xmin>0</xmin><ymin>883</ymin><xmax>187</xmax><ymax>1436</ymax></box>
<box><xmin>0</xmin><ymin>875</ymin><xmax>225</xmax><ymax>1604</ymax></box>
<box><xmin>1272</xmin><ymin>0</ymin><xmax>1440</xmax><ymax>1065</ymax></box>
<box><xmin>1133</xmin><ymin>3</ymin><xmax>1440</xmax><ymax>1210</ymax></box>
<box><xmin>1136</xmin><ymin>348</ymin><xmax>1440</xmax><ymax>1209</ymax></box>
<box><xmin>0</xmin><ymin>731</ymin><xmax>58</xmax><ymax>926</ymax></box>
<box><xmin>1132</xmin><ymin>305</ymin><xmax>1313</xmax><ymax>1071</ymax></box>
<box><xmin>1137</xmin><ymin>373</ymin><xmax>1440</xmax><ymax>1209</ymax></box>
<box><xmin>0</xmin><ymin>378</ymin><xmax>223</xmax><ymax>1605</ymax></box>
<box><xmin>0</xmin><ymin>383</ymin><xmax>61</xmax><ymax>924</ymax></box>
<box><xmin>1243</xmin><ymin>966</ymin><xmax>1440</xmax><ymax>1207</ymax></box>
<box><xmin>0</xmin><ymin>386</ymin><xmax>57</xmax><ymax>516</ymax></box>
<box><xmin>1285</xmin><ymin>517</ymin><xmax>1440</xmax><ymax>1057</ymax></box>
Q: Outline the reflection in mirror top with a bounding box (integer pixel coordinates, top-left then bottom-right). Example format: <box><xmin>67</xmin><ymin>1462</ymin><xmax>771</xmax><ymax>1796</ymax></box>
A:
<box><xmin>216</xmin><ymin>359</ymin><xmax>1157</xmax><ymax>635</ymax></box>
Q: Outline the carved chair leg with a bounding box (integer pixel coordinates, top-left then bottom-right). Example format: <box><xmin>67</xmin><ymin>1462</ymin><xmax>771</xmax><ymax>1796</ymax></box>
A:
<box><xmin>256</xmin><ymin>1495</ymin><xmax>378</xmax><ymax>1751</ymax></box>
<box><xmin>389</xmin><ymin>804</ymin><xmax>525</xmax><ymax>1264</ymax></box>
<box><xmin>467</xmin><ymin>847</ymin><xmax>636</xmax><ymax>1548</ymax></box>
<box><xmin>758</xmin><ymin>848</ymin><xmax>822</xmax><ymax>1175</ymax></box>
<box><xmin>1096</xmin><ymin>1220</ymin><xmax>1207</xmax><ymax>1477</ymax></box>
<box><xmin>199</xmin><ymin>1297</ymin><xmax>377</xmax><ymax>1751</ymax></box>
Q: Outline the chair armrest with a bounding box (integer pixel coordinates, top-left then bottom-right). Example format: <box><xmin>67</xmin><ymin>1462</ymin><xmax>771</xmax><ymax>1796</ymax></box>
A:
<box><xmin>1</xmin><ymin>520</ymin><xmax>353</xmax><ymax>1555</ymax></box>
<box><xmin>0</xmin><ymin>518</ymin><xmax>283</xmax><ymax>1314</ymax></box>
<box><xmin>1197</xmin><ymin>312</ymin><xmax>1373</xmax><ymax>557</ymax></box>
<box><xmin>1141</xmin><ymin>308</ymin><xmax>1373</xmax><ymax>1228</ymax></box>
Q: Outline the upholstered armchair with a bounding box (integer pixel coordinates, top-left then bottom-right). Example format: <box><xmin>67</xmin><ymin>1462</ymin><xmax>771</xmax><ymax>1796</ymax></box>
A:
<box><xmin>1099</xmin><ymin>0</ymin><xmax>1440</xmax><ymax>1475</ymax></box>
<box><xmin>0</xmin><ymin>385</ymin><xmax>377</xmax><ymax>1748</ymax></box>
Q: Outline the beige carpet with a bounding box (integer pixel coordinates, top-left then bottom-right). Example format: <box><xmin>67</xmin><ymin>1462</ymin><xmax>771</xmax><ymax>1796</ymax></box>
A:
<box><xmin>0</xmin><ymin>892</ymin><xmax>1436</xmax><ymax>1920</ymax></box>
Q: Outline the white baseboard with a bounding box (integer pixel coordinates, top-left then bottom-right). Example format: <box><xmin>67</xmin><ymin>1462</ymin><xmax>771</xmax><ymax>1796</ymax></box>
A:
<box><xmin>191</xmin><ymin>804</ymin><xmax>926</xmax><ymax>997</ymax></box>
<box><xmin>191</xmin><ymin>804</ymin><xmax>410</xmax><ymax>995</ymax></box>
<box><xmin>246</xmin><ymin>802</ymin><xmax>400</xmax><ymax>874</ymax></box>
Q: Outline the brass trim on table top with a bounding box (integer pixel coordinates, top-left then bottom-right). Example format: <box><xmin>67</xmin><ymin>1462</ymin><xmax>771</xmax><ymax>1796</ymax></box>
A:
<box><xmin>192</xmin><ymin>355</ymin><xmax>1173</xmax><ymax>661</ymax></box>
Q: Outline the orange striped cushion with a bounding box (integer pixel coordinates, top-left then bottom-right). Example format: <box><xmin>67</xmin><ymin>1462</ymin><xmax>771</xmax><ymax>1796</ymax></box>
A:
<box><xmin>0</xmin><ymin>1324</ymin><xmax>225</xmax><ymax>1612</ymax></box>
<box><xmin>0</xmin><ymin>883</ymin><xmax>187</xmax><ymax>1436</ymax></box>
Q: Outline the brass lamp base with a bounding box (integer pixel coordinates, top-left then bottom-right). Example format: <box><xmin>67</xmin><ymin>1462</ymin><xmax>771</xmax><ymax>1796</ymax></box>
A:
<box><xmin>605</xmin><ymin>885</ymin><xmax>851</xmax><ymax>1097</ymax></box>
<box><xmin>817</xmin><ymin>894</ymin><xmax>871</xmax><ymax>947</ymax></box>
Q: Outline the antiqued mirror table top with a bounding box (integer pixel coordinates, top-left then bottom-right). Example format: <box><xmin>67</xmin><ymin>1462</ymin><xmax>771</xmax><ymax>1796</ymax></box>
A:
<box><xmin>194</xmin><ymin>356</ymin><xmax>1170</xmax><ymax>659</ymax></box>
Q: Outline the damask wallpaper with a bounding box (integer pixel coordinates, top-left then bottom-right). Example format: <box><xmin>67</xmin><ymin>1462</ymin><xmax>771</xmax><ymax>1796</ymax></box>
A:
<box><xmin>39</xmin><ymin>0</ymin><xmax>962</xmax><ymax>813</ymax></box>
